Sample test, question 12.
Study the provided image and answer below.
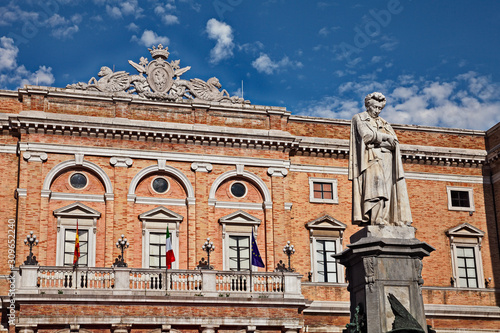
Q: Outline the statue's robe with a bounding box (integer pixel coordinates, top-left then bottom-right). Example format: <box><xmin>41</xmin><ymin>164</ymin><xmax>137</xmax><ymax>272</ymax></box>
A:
<box><xmin>348</xmin><ymin>111</ymin><xmax>412</xmax><ymax>226</ymax></box>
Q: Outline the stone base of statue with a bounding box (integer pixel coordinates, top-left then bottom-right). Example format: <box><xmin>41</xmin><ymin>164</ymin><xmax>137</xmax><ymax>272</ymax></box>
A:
<box><xmin>335</xmin><ymin>226</ymin><xmax>435</xmax><ymax>333</ymax></box>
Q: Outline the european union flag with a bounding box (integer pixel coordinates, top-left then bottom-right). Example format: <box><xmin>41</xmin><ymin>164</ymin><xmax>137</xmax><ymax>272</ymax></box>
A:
<box><xmin>251</xmin><ymin>230</ymin><xmax>265</xmax><ymax>268</ymax></box>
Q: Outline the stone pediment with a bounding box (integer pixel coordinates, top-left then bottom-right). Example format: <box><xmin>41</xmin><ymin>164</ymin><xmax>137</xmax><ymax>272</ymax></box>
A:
<box><xmin>138</xmin><ymin>206</ymin><xmax>184</xmax><ymax>223</ymax></box>
<box><xmin>53</xmin><ymin>202</ymin><xmax>101</xmax><ymax>218</ymax></box>
<box><xmin>67</xmin><ymin>44</ymin><xmax>248</xmax><ymax>105</ymax></box>
<box><xmin>446</xmin><ymin>223</ymin><xmax>484</xmax><ymax>238</ymax></box>
<box><xmin>306</xmin><ymin>214</ymin><xmax>347</xmax><ymax>231</ymax></box>
<box><xmin>219</xmin><ymin>210</ymin><xmax>262</xmax><ymax>226</ymax></box>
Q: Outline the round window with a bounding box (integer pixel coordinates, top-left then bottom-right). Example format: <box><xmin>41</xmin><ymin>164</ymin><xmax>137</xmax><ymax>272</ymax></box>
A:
<box><xmin>70</xmin><ymin>173</ymin><xmax>87</xmax><ymax>189</ymax></box>
<box><xmin>152</xmin><ymin>177</ymin><xmax>169</xmax><ymax>194</ymax></box>
<box><xmin>230</xmin><ymin>182</ymin><xmax>246</xmax><ymax>198</ymax></box>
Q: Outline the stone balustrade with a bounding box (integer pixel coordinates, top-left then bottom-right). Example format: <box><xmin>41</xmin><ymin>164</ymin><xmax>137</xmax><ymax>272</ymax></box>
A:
<box><xmin>12</xmin><ymin>265</ymin><xmax>303</xmax><ymax>298</ymax></box>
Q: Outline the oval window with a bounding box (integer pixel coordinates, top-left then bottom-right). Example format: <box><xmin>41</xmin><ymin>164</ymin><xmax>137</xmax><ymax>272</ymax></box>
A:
<box><xmin>152</xmin><ymin>177</ymin><xmax>169</xmax><ymax>194</ymax></box>
<box><xmin>230</xmin><ymin>182</ymin><xmax>246</xmax><ymax>198</ymax></box>
<box><xmin>70</xmin><ymin>173</ymin><xmax>87</xmax><ymax>189</ymax></box>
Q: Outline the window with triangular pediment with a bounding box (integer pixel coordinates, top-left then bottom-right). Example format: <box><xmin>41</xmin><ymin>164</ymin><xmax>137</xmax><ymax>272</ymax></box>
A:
<box><xmin>446</xmin><ymin>223</ymin><xmax>485</xmax><ymax>288</ymax></box>
<box><xmin>306</xmin><ymin>215</ymin><xmax>346</xmax><ymax>283</ymax></box>
<box><xmin>54</xmin><ymin>202</ymin><xmax>100</xmax><ymax>267</ymax></box>
<box><xmin>138</xmin><ymin>206</ymin><xmax>183</xmax><ymax>269</ymax></box>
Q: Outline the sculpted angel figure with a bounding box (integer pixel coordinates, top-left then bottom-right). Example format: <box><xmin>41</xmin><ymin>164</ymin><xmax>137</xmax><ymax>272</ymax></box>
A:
<box><xmin>348</xmin><ymin>92</ymin><xmax>412</xmax><ymax>226</ymax></box>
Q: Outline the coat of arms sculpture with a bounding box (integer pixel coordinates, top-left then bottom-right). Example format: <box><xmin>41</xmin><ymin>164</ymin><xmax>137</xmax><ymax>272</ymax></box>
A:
<box><xmin>67</xmin><ymin>44</ymin><xmax>248</xmax><ymax>104</ymax></box>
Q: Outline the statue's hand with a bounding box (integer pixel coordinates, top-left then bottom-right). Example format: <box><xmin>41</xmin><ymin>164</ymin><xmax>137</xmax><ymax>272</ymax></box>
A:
<box><xmin>386</xmin><ymin>135</ymin><xmax>396</xmax><ymax>148</ymax></box>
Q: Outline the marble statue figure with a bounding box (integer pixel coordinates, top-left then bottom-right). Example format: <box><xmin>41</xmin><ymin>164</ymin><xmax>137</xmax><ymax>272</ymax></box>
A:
<box><xmin>348</xmin><ymin>92</ymin><xmax>412</xmax><ymax>226</ymax></box>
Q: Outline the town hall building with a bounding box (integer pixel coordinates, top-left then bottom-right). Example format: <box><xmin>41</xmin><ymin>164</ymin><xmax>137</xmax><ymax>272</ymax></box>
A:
<box><xmin>0</xmin><ymin>45</ymin><xmax>499</xmax><ymax>332</ymax></box>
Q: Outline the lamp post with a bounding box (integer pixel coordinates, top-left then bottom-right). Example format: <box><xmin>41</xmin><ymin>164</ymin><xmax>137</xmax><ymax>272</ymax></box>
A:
<box><xmin>114</xmin><ymin>234</ymin><xmax>129</xmax><ymax>267</ymax></box>
<box><xmin>24</xmin><ymin>231</ymin><xmax>39</xmax><ymax>265</ymax></box>
<box><xmin>202</xmin><ymin>238</ymin><xmax>215</xmax><ymax>269</ymax></box>
<box><xmin>283</xmin><ymin>241</ymin><xmax>295</xmax><ymax>272</ymax></box>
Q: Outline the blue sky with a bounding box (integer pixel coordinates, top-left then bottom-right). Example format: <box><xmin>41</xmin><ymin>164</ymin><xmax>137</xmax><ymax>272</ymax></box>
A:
<box><xmin>1</xmin><ymin>0</ymin><xmax>499</xmax><ymax>130</ymax></box>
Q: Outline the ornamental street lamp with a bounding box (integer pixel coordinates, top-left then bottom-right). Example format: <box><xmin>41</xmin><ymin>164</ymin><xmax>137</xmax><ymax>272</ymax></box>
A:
<box><xmin>283</xmin><ymin>241</ymin><xmax>295</xmax><ymax>272</ymax></box>
<box><xmin>202</xmin><ymin>238</ymin><xmax>215</xmax><ymax>269</ymax></box>
<box><xmin>114</xmin><ymin>234</ymin><xmax>129</xmax><ymax>267</ymax></box>
<box><xmin>24</xmin><ymin>231</ymin><xmax>39</xmax><ymax>265</ymax></box>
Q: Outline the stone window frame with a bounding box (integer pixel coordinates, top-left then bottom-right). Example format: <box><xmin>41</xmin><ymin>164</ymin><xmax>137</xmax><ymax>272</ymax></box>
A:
<box><xmin>138</xmin><ymin>206</ymin><xmax>183</xmax><ymax>269</ymax></box>
<box><xmin>446</xmin><ymin>223</ymin><xmax>485</xmax><ymax>289</ymax></box>
<box><xmin>446</xmin><ymin>186</ymin><xmax>475</xmax><ymax>212</ymax></box>
<box><xmin>151</xmin><ymin>176</ymin><xmax>170</xmax><ymax>195</ymax></box>
<box><xmin>308</xmin><ymin>177</ymin><xmax>339</xmax><ymax>204</ymax></box>
<box><xmin>54</xmin><ymin>202</ymin><xmax>100</xmax><ymax>267</ymax></box>
<box><xmin>219</xmin><ymin>210</ymin><xmax>261</xmax><ymax>272</ymax></box>
<box><xmin>306</xmin><ymin>215</ymin><xmax>346</xmax><ymax>284</ymax></box>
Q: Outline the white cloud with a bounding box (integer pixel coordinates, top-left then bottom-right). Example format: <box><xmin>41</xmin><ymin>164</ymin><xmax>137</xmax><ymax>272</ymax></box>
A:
<box><xmin>0</xmin><ymin>37</ymin><xmax>18</xmax><ymax>71</ymax></box>
<box><xmin>298</xmin><ymin>72</ymin><xmax>500</xmax><ymax>130</ymax></box>
<box><xmin>238</xmin><ymin>41</ymin><xmax>264</xmax><ymax>55</ymax></box>
<box><xmin>0</xmin><ymin>3</ymin><xmax>39</xmax><ymax>26</ymax></box>
<box><xmin>162</xmin><ymin>14</ymin><xmax>179</xmax><ymax>25</ymax></box>
<box><xmin>252</xmin><ymin>53</ymin><xmax>303</xmax><ymax>75</ymax></box>
<box><xmin>126</xmin><ymin>22</ymin><xmax>139</xmax><ymax>31</ymax></box>
<box><xmin>106</xmin><ymin>0</ymin><xmax>143</xmax><ymax>19</ymax></box>
<box><xmin>106</xmin><ymin>5</ymin><xmax>123</xmax><ymax>18</ymax></box>
<box><xmin>0</xmin><ymin>37</ymin><xmax>54</xmax><ymax>89</ymax></box>
<box><xmin>206</xmin><ymin>18</ymin><xmax>234</xmax><ymax>64</ymax></box>
<box><xmin>319</xmin><ymin>27</ymin><xmax>329</xmax><ymax>36</ymax></box>
<box><xmin>44</xmin><ymin>14</ymin><xmax>80</xmax><ymax>39</ymax></box>
<box><xmin>131</xmin><ymin>30</ymin><xmax>169</xmax><ymax>47</ymax></box>
<box><xmin>51</xmin><ymin>25</ymin><xmax>79</xmax><ymax>39</ymax></box>
<box><xmin>154</xmin><ymin>4</ymin><xmax>179</xmax><ymax>25</ymax></box>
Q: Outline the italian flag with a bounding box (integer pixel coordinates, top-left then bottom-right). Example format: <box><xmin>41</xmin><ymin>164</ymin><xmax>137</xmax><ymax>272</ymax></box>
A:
<box><xmin>165</xmin><ymin>225</ymin><xmax>175</xmax><ymax>269</ymax></box>
<box><xmin>73</xmin><ymin>221</ymin><xmax>80</xmax><ymax>267</ymax></box>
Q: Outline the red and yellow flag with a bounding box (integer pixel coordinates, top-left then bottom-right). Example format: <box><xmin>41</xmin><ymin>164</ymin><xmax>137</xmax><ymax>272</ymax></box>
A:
<box><xmin>73</xmin><ymin>221</ymin><xmax>80</xmax><ymax>267</ymax></box>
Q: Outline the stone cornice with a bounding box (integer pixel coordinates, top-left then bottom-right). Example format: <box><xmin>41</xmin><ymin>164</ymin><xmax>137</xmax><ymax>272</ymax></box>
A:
<box><xmin>0</xmin><ymin>106</ymin><xmax>491</xmax><ymax>167</ymax></box>
<box><xmin>289</xmin><ymin>115</ymin><xmax>486</xmax><ymax>136</ymax></box>
<box><xmin>9</xmin><ymin>111</ymin><xmax>299</xmax><ymax>152</ymax></box>
<box><xmin>294</xmin><ymin>136</ymin><xmax>486</xmax><ymax>167</ymax></box>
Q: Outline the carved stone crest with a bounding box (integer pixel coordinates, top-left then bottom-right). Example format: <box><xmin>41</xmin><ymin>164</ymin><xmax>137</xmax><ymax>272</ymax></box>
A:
<box><xmin>67</xmin><ymin>44</ymin><xmax>249</xmax><ymax>105</ymax></box>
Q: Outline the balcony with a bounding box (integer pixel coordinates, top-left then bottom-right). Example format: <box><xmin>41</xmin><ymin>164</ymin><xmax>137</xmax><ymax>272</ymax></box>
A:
<box><xmin>12</xmin><ymin>265</ymin><xmax>303</xmax><ymax>299</ymax></box>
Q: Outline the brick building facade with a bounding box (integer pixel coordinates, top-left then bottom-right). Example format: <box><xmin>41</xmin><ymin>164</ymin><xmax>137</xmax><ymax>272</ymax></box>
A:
<box><xmin>0</xmin><ymin>78</ymin><xmax>499</xmax><ymax>332</ymax></box>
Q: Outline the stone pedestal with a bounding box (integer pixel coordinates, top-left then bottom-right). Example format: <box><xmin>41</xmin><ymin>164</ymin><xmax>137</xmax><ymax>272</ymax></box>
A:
<box><xmin>335</xmin><ymin>226</ymin><xmax>434</xmax><ymax>333</ymax></box>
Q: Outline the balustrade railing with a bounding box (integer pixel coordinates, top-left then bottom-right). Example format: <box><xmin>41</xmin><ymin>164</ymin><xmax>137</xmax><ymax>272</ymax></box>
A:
<box><xmin>13</xmin><ymin>265</ymin><xmax>302</xmax><ymax>299</ymax></box>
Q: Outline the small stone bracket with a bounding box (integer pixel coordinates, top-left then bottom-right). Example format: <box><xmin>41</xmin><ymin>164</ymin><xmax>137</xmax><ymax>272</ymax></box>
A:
<box><xmin>23</xmin><ymin>151</ymin><xmax>47</xmax><ymax>162</ymax></box>
<box><xmin>267</xmin><ymin>167</ymin><xmax>288</xmax><ymax>177</ymax></box>
<box><xmin>191</xmin><ymin>162</ymin><xmax>213</xmax><ymax>172</ymax></box>
<box><xmin>110</xmin><ymin>157</ymin><xmax>133</xmax><ymax>167</ymax></box>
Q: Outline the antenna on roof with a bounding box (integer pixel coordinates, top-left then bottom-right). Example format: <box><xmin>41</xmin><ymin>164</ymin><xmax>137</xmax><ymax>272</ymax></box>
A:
<box><xmin>241</xmin><ymin>80</ymin><xmax>244</xmax><ymax>100</ymax></box>
<box><xmin>113</xmin><ymin>64</ymin><xmax>115</xmax><ymax>72</ymax></box>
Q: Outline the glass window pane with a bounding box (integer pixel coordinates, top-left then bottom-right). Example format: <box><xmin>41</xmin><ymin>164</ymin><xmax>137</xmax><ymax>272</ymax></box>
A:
<box><xmin>468</xmin><ymin>279</ymin><xmax>477</xmax><ymax>288</ymax></box>
<box><xmin>150</xmin><ymin>256</ymin><xmax>159</xmax><ymax>267</ymax></box>
<box><xmin>325</xmin><ymin>241</ymin><xmax>335</xmax><ymax>251</ymax></box>
<box><xmin>458</xmin><ymin>278</ymin><xmax>467</xmax><ymax>288</ymax></box>
<box><xmin>457</xmin><ymin>258</ymin><xmax>465</xmax><ymax>267</ymax></box>
<box><xmin>463</xmin><ymin>248</ymin><xmax>474</xmax><ymax>257</ymax></box>
<box><xmin>327</xmin><ymin>273</ymin><xmax>338</xmax><ymax>283</ymax></box>
<box><xmin>323</xmin><ymin>183</ymin><xmax>332</xmax><ymax>191</ymax></box>
<box><xmin>465</xmin><ymin>258</ymin><xmax>475</xmax><ymax>267</ymax></box>
<box><xmin>467</xmin><ymin>268</ymin><xmax>477</xmax><ymax>278</ymax></box>
<box><xmin>150</xmin><ymin>245</ymin><xmax>159</xmax><ymax>255</ymax></box>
